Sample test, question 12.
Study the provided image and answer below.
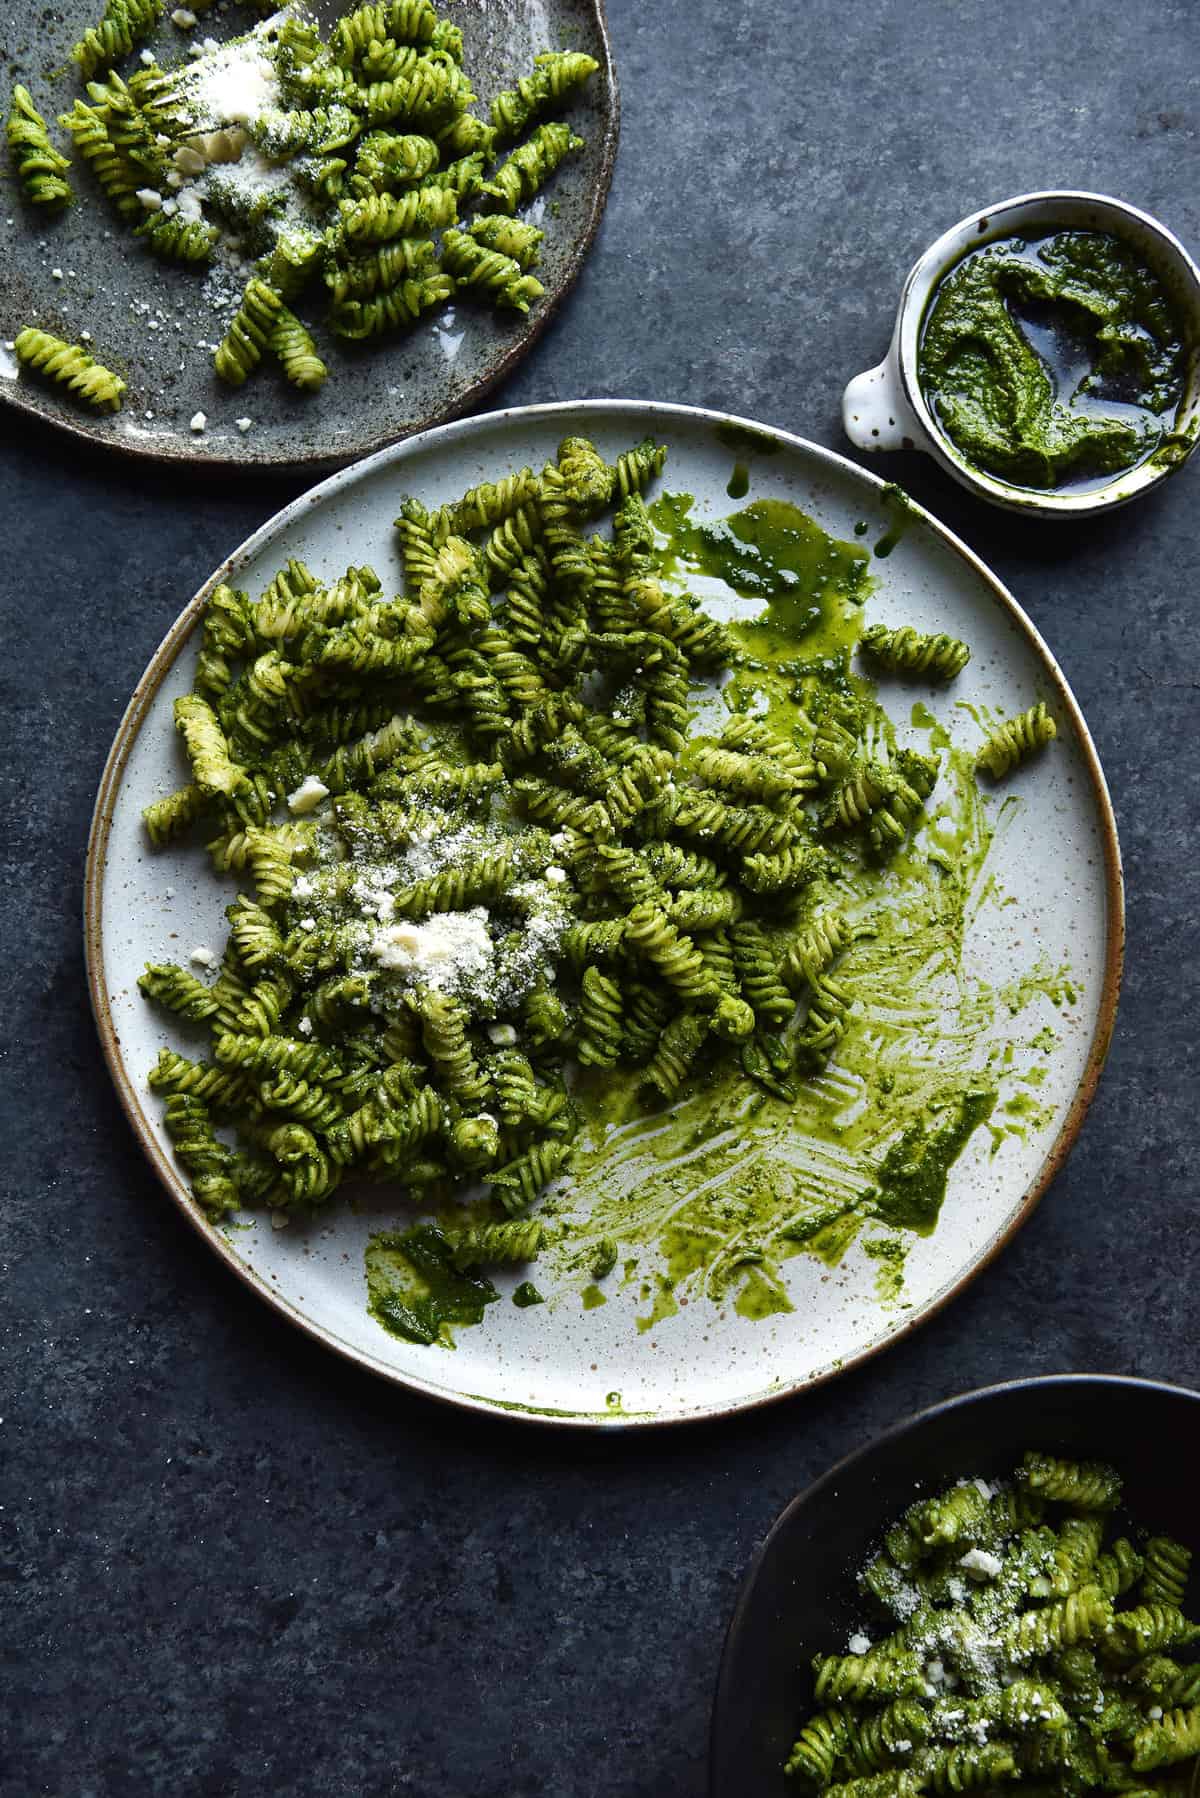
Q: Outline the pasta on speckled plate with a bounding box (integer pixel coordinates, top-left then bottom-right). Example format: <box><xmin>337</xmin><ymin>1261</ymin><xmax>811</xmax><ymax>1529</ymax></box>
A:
<box><xmin>133</xmin><ymin>432</ymin><xmax>1062</xmax><ymax>1347</ymax></box>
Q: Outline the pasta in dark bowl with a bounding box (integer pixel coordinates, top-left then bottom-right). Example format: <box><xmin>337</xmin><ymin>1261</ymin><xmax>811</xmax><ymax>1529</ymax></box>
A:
<box><xmin>710</xmin><ymin>1376</ymin><xmax>1200</xmax><ymax>1798</ymax></box>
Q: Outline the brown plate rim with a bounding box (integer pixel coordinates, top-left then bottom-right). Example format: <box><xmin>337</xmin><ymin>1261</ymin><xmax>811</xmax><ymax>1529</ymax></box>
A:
<box><xmin>83</xmin><ymin>398</ymin><xmax>1126</xmax><ymax>1427</ymax></box>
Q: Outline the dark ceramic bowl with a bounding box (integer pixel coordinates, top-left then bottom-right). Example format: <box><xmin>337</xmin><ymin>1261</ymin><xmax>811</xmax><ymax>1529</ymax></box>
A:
<box><xmin>710</xmin><ymin>1375</ymin><xmax>1200</xmax><ymax>1798</ymax></box>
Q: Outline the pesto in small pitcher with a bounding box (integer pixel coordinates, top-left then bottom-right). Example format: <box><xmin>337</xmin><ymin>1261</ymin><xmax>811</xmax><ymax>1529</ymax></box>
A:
<box><xmin>918</xmin><ymin>228</ymin><xmax>1188</xmax><ymax>490</ymax></box>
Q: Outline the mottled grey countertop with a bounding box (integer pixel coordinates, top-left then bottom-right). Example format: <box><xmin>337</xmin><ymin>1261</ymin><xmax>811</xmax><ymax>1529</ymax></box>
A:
<box><xmin>3</xmin><ymin>2</ymin><xmax>1198</xmax><ymax>1794</ymax></box>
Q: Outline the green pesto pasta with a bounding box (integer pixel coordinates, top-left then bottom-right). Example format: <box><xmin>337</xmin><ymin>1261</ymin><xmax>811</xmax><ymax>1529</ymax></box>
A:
<box><xmin>14</xmin><ymin>326</ymin><xmax>125</xmax><ymax>411</ymax></box>
<box><xmin>784</xmin><ymin>1453</ymin><xmax>1198</xmax><ymax>1796</ymax></box>
<box><xmin>976</xmin><ymin>702</ymin><xmax>1058</xmax><ymax>779</ymax></box>
<box><xmin>860</xmin><ymin>623</ymin><xmax>971</xmax><ymax>682</ymax></box>
<box><xmin>6</xmin><ymin>85</ymin><xmax>72</xmax><ymax>208</ymax></box>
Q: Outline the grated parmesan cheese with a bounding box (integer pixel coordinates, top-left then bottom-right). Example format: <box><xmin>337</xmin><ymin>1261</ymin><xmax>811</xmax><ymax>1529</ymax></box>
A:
<box><xmin>371</xmin><ymin>909</ymin><xmax>494</xmax><ymax>997</ymax></box>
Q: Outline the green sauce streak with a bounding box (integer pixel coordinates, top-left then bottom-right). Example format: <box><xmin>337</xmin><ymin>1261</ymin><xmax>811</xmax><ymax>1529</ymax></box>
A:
<box><xmin>726</xmin><ymin>461</ymin><xmax>750</xmax><ymax>499</ymax></box>
<box><xmin>863</xmin><ymin>1233</ymin><xmax>909</xmax><ymax>1303</ymax></box>
<box><xmin>873</xmin><ymin>483</ymin><xmax>920</xmax><ymax>558</ymax></box>
<box><xmin>911</xmin><ymin>700</ymin><xmax>952</xmax><ymax>751</ymax></box>
<box><xmin>636</xmin><ymin>1273</ymin><xmax>680</xmax><ymax>1333</ymax></box>
<box><xmin>366</xmin><ymin>1225</ymin><xmax>498</xmax><ymax>1347</ymax></box>
<box><xmin>872</xmin><ymin>1088</ymin><xmax>998</xmax><ymax>1233</ymax></box>
<box><xmin>1001</xmin><ymin>960</ymin><xmax>1078</xmax><ymax>1013</ymax></box>
<box><xmin>918</xmin><ymin>228</ymin><xmax>1188</xmax><ymax>490</ymax></box>
<box><xmin>715</xmin><ymin>421</ymin><xmax>781</xmax><ymax>458</ymax></box>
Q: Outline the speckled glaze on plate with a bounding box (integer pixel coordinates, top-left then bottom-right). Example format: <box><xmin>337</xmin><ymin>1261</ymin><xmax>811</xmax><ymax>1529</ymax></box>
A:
<box><xmin>0</xmin><ymin>0</ymin><xmax>616</xmax><ymax>472</ymax></box>
<box><xmin>84</xmin><ymin>401</ymin><xmax>1123</xmax><ymax>1427</ymax></box>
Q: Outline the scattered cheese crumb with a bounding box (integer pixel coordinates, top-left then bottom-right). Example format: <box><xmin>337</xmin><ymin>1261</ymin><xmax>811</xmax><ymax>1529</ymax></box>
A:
<box><xmin>236</xmin><ymin>416</ymin><xmax>252</xmax><ymax>432</ymax></box>
<box><xmin>544</xmin><ymin>865</ymin><xmax>567</xmax><ymax>885</ymax></box>
<box><xmin>51</xmin><ymin>267</ymin><xmax>63</xmax><ymax>280</ymax></box>
<box><xmin>136</xmin><ymin>188</ymin><xmax>164</xmax><ymax>211</ymax></box>
<box><xmin>959</xmin><ymin>1548</ymin><xmax>1004</xmax><ymax>1581</ymax></box>
<box><xmin>288</xmin><ymin>775</ymin><xmax>329</xmax><ymax>814</ymax></box>
<box><xmin>171</xmin><ymin>6</ymin><xmax>198</xmax><ymax>23</ymax></box>
<box><xmin>297</xmin><ymin>1017</ymin><xmax>313</xmax><ymax>1037</ymax></box>
<box><xmin>847</xmin><ymin>1632</ymin><xmax>873</xmax><ymax>1656</ymax></box>
<box><xmin>188</xmin><ymin>945</ymin><xmax>217</xmax><ymax>968</ymax></box>
<box><xmin>487</xmin><ymin>1023</ymin><xmax>518</xmax><ymax>1047</ymax></box>
<box><xmin>190</xmin><ymin>410</ymin><xmax>207</xmax><ymax>432</ymax></box>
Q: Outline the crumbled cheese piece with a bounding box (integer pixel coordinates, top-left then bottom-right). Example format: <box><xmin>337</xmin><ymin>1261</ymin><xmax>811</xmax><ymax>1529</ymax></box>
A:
<box><xmin>188</xmin><ymin>945</ymin><xmax>217</xmax><ymax>968</ymax></box>
<box><xmin>292</xmin><ymin>875</ymin><xmax>315</xmax><ymax>899</ymax></box>
<box><xmin>487</xmin><ymin>1023</ymin><xmax>518</xmax><ymax>1047</ymax></box>
<box><xmin>136</xmin><ymin>188</ymin><xmax>163</xmax><ymax>211</ymax></box>
<box><xmin>139</xmin><ymin>46</ymin><xmax>155</xmax><ymax>62</ymax></box>
<box><xmin>847</xmin><ymin>1632</ymin><xmax>872</xmax><ymax>1655</ymax></box>
<box><xmin>371</xmin><ymin>909</ymin><xmax>493</xmax><ymax>996</ymax></box>
<box><xmin>51</xmin><ymin>267</ymin><xmax>63</xmax><ymax>280</ymax></box>
<box><xmin>171</xmin><ymin>6</ymin><xmax>197</xmax><ymax>23</ymax></box>
<box><xmin>165</xmin><ymin>886</ymin><xmax>176</xmax><ymax>899</ymax></box>
<box><xmin>297</xmin><ymin>1017</ymin><xmax>313</xmax><ymax>1037</ymax></box>
<box><xmin>299</xmin><ymin>916</ymin><xmax>317</xmax><ymax>932</ymax></box>
<box><xmin>1148</xmin><ymin>1705</ymin><xmax>1163</xmax><ymax>1720</ymax></box>
<box><xmin>972</xmin><ymin>1478</ymin><xmax>995</xmax><ymax>1500</ymax></box>
<box><xmin>288</xmin><ymin>775</ymin><xmax>329</xmax><ymax>814</ymax></box>
<box><xmin>236</xmin><ymin>416</ymin><xmax>252</xmax><ymax>432</ymax></box>
<box><xmin>172</xmin><ymin>145</ymin><xmax>207</xmax><ymax>176</ymax></box>
<box><xmin>543</xmin><ymin>865</ymin><xmax>567</xmax><ymax>885</ymax></box>
<box><xmin>959</xmin><ymin>1548</ymin><xmax>1003</xmax><ymax>1581</ymax></box>
<box><xmin>79</xmin><ymin>330</ymin><xmax>92</xmax><ymax>343</ymax></box>
<box><xmin>190</xmin><ymin>411</ymin><xmax>207</xmax><ymax>432</ymax></box>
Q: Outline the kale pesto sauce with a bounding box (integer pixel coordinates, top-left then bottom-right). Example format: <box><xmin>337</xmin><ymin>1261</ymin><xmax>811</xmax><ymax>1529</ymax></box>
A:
<box><xmin>918</xmin><ymin>228</ymin><xmax>1188</xmax><ymax>490</ymax></box>
<box><xmin>366</xmin><ymin>495</ymin><xmax>1055</xmax><ymax>1340</ymax></box>
<box><xmin>558</xmin><ymin>495</ymin><xmax>1009</xmax><ymax>1321</ymax></box>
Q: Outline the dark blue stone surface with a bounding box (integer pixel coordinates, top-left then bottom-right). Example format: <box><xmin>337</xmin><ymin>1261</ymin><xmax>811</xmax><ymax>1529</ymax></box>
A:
<box><xmin>2</xmin><ymin>2</ymin><xmax>1197</xmax><ymax>1792</ymax></box>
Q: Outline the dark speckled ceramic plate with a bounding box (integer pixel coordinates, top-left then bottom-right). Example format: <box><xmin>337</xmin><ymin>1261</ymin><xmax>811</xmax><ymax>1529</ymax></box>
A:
<box><xmin>0</xmin><ymin>0</ymin><xmax>616</xmax><ymax>471</ymax></box>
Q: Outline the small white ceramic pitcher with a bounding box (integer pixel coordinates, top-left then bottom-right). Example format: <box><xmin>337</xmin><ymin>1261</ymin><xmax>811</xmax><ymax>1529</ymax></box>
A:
<box><xmin>842</xmin><ymin>190</ymin><xmax>1200</xmax><ymax>517</ymax></box>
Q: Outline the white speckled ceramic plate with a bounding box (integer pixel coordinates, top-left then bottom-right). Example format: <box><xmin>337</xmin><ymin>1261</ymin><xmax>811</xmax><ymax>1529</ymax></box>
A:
<box><xmin>0</xmin><ymin>0</ymin><xmax>616</xmax><ymax>471</ymax></box>
<box><xmin>85</xmin><ymin>401</ymin><xmax>1123</xmax><ymax>1426</ymax></box>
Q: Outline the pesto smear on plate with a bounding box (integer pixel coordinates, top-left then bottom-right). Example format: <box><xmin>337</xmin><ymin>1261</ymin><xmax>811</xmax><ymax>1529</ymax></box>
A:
<box><xmin>918</xmin><ymin>228</ymin><xmax>1188</xmax><ymax>490</ymax></box>
<box><xmin>366</xmin><ymin>490</ymin><xmax>1071</xmax><ymax>1347</ymax></box>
